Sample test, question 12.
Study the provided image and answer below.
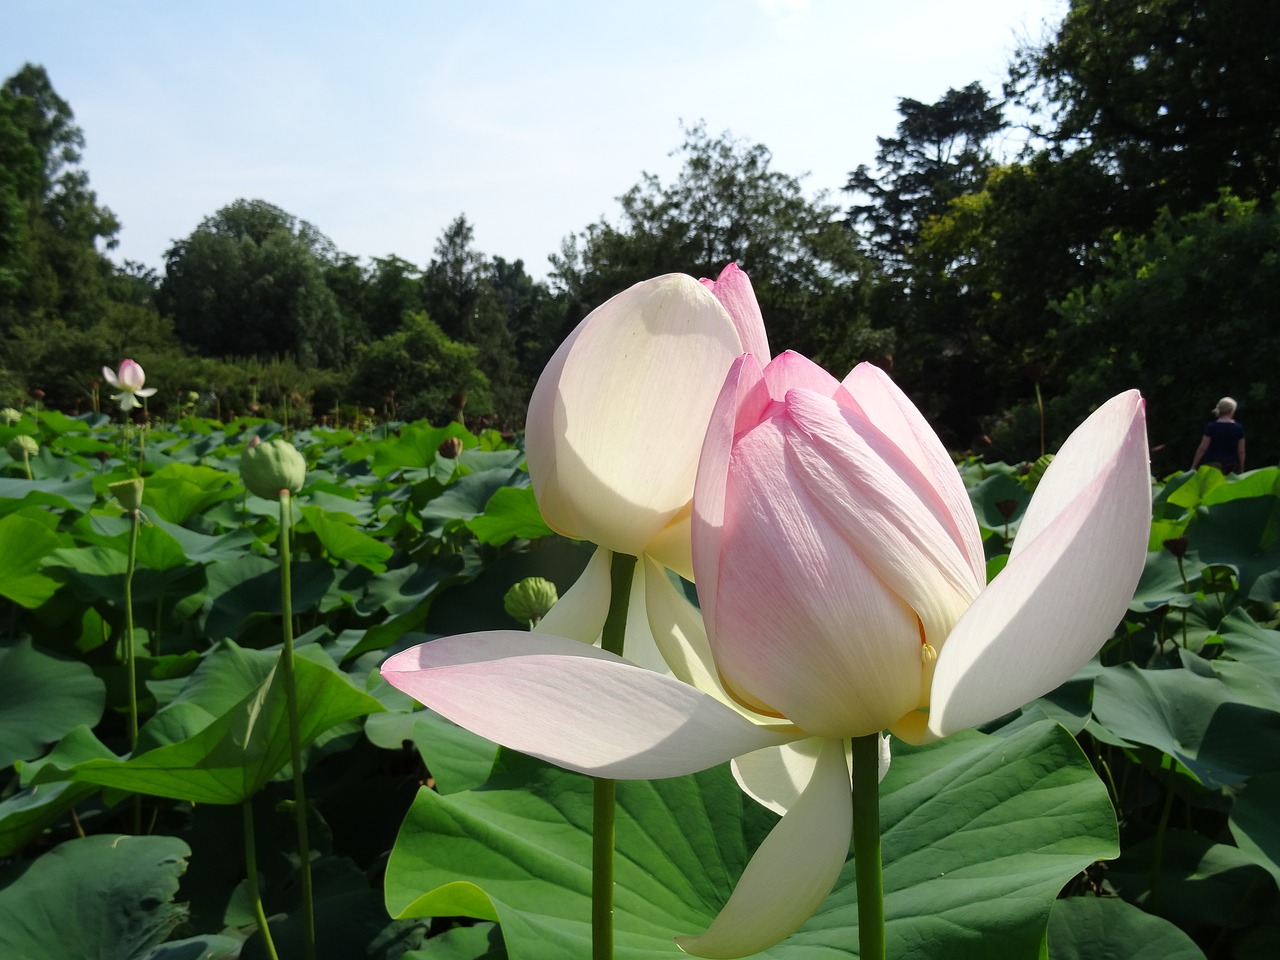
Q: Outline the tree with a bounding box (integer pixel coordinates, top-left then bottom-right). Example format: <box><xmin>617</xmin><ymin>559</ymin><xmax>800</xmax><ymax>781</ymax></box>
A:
<box><xmin>551</xmin><ymin>123</ymin><xmax>889</xmax><ymax>371</ymax></box>
<box><xmin>1009</xmin><ymin>0</ymin><xmax>1280</xmax><ymax>215</ymax></box>
<box><xmin>0</xmin><ymin>64</ymin><xmax>119</xmax><ymax>329</ymax></box>
<box><xmin>1012</xmin><ymin>191</ymin><xmax>1280</xmax><ymax>473</ymax></box>
<box><xmin>349</xmin><ymin>312</ymin><xmax>491</xmax><ymax>422</ymax></box>
<box><xmin>845</xmin><ymin>82</ymin><xmax>1005</xmax><ymax>268</ymax></box>
<box><xmin>422</xmin><ymin>217</ymin><xmax>521</xmax><ymax>419</ymax></box>
<box><xmin>160</xmin><ymin>199</ymin><xmax>347</xmax><ymax>366</ymax></box>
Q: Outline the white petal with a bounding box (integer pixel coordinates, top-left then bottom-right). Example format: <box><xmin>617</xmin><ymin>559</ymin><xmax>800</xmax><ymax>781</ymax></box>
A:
<box><xmin>102</xmin><ymin>366</ymin><xmax>119</xmax><ymax>386</ymax></box>
<box><xmin>525</xmin><ymin>274</ymin><xmax>744</xmax><ymax>557</ymax></box>
<box><xmin>731</xmin><ymin>738</ymin><xmax>825</xmax><ymax>816</ymax></box>
<box><xmin>535</xmin><ymin>545</ymin><xmax>612</xmax><ymax>644</ymax></box>
<box><xmin>676</xmin><ymin>737</ymin><xmax>850</xmax><ymax>958</ymax></box>
<box><xmin>929</xmin><ymin>391</ymin><xmax>1150</xmax><ymax>736</ymax></box>
<box><xmin>381</xmin><ymin>632</ymin><xmax>796</xmax><ymax>778</ymax></box>
<box><xmin>135</xmin><ymin>387</ymin><xmax>157</xmax><ymax>398</ymax></box>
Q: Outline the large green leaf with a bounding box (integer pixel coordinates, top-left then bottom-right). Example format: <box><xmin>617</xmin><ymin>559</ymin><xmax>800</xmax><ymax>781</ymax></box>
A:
<box><xmin>0</xmin><ymin>511</ymin><xmax>64</xmax><ymax>607</ymax></box>
<box><xmin>466</xmin><ymin>485</ymin><xmax>553</xmax><ymax>545</ymax></box>
<box><xmin>1091</xmin><ymin>663</ymin><xmax>1280</xmax><ymax>787</ymax></box>
<box><xmin>142</xmin><ymin>462</ymin><xmax>242</xmax><ymax>523</ymax></box>
<box><xmin>0</xmin><ymin>726</ymin><xmax>115</xmax><ymax>856</ymax></box>
<box><xmin>36</xmin><ymin>653</ymin><xmax>383</xmax><ymax>804</ymax></box>
<box><xmin>0</xmin><ymin>834</ymin><xmax>190</xmax><ymax>959</ymax></box>
<box><xmin>1047</xmin><ymin>896</ymin><xmax>1206</xmax><ymax>959</ymax></box>
<box><xmin>1108</xmin><ymin>831</ymin><xmax>1275</xmax><ymax>932</ymax></box>
<box><xmin>385</xmin><ymin>721</ymin><xmax>1115</xmax><ymax>959</ymax></box>
<box><xmin>300</xmin><ymin>504</ymin><xmax>394</xmax><ymax>572</ymax></box>
<box><xmin>0</xmin><ymin>638</ymin><xmax>105</xmax><ymax>767</ymax></box>
<box><xmin>1229</xmin><ymin>771</ymin><xmax>1280</xmax><ymax>886</ymax></box>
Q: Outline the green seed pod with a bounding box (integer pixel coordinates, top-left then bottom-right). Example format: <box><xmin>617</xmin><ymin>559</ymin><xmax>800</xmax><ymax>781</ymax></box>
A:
<box><xmin>109</xmin><ymin>476</ymin><xmax>145</xmax><ymax>513</ymax></box>
<box><xmin>240</xmin><ymin>437</ymin><xmax>307</xmax><ymax>500</ymax></box>
<box><xmin>0</xmin><ymin>407</ymin><xmax>22</xmax><ymax>426</ymax></box>
<box><xmin>503</xmin><ymin>576</ymin><xmax>559</xmax><ymax>625</ymax></box>
<box><xmin>7</xmin><ymin>435</ymin><xmax>38</xmax><ymax>459</ymax></box>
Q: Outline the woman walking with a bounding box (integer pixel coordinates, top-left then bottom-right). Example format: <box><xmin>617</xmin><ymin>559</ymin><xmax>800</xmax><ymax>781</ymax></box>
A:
<box><xmin>1191</xmin><ymin>397</ymin><xmax>1246</xmax><ymax>473</ymax></box>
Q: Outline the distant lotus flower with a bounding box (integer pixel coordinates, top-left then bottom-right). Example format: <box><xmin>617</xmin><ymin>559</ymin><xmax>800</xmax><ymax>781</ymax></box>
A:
<box><xmin>102</xmin><ymin>359</ymin><xmax>157</xmax><ymax>411</ymax></box>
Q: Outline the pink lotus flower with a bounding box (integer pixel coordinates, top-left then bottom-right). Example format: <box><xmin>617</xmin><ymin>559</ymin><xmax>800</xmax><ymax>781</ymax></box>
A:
<box><xmin>102</xmin><ymin>359</ymin><xmax>157</xmax><ymax>411</ymax></box>
<box><xmin>382</xmin><ymin>352</ymin><xmax>1150</xmax><ymax>957</ymax></box>
<box><xmin>525</xmin><ymin>265</ymin><xmax>769</xmax><ymax>663</ymax></box>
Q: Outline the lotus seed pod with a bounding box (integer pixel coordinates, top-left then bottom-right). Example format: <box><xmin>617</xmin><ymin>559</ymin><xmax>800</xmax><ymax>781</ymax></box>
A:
<box><xmin>7</xmin><ymin>435</ymin><xmax>38</xmax><ymax>459</ymax></box>
<box><xmin>240</xmin><ymin>437</ymin><xmax>307</xmax><ymax>500</ymax></box>
<box><xmin>1</xmin><ymin>407</ymin><xmax>22</xmax><ymax>426</ymax></box>
<box><xmin>437</xmin><ymin>436</ymin><xmax>464</xmax><ymax>459</ymax></box>
<box><xmin>109</xmin><ymin>477</ymin><xmax>145</xmax><ymax>513</ymax></box>
<box><xmin>503</xmin><ymin>576</ymin><xmax>559</xmax><ymax>624</ymax></box>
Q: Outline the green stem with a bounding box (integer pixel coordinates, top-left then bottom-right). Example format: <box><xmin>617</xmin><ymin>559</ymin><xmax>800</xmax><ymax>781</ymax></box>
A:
<box><xmin>852</xmin><ymin>734</ymin><xmax>885</xmax><ymax>960</ymax></box>
<box><xmin>592</xmin><ymin>776</ymin><xmax>617</xmax><ymax>960</ymax></box>
<box><xmin>277</xmin><ymin>493</ymin><xmax>315</xmax><ymax>960</ymax></box>
<box><xmin>21</xmin><ymin>451</ymin><xmax>31</xmax><ymax>480</ymax></box>
<box><xmin>123</xmin><ymin>509</ymin><xmax>141</xmax><ymax>834</ymax></box>
<box><xmin>592</xmin><ymin>551</ymin><xmax>636</xmax><ymax>960</ymax></box>
<box><xmin>243</xmin><ymin>802</ymin><xmax>281</xmax><ymax>960</ymax></box>
<box><xmin>600</xmin><ymin>552</ymin><xmax>636</xmax><ymax>657</ymax></box>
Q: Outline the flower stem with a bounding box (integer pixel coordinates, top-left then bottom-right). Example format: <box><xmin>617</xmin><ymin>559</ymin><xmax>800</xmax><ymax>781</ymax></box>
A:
<box><xmin>243</xmin><ymin>802</ymin><xmax>281</xmax><ymax>960</ymax></box>
<box><xmin>593</xmin><ymin>551</ymin><xmax>636</xmax><ymax>960</ymax></box>
<box><xmin>277</xmin><ymin>492</ymin><xmax>315</xmax><ymax>960</ymax></box>
<box><xmin>123</xmin><ymin>508</ymin><xmax>141</xmax><ymax>834</ymax></box>
<box><xmin>852</xmin><ymin>734</ymin><xmax>885</xmax><ymax>960</ymax></box>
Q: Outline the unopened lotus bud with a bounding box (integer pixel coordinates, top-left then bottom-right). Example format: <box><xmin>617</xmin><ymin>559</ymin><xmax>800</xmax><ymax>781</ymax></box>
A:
<box><xmin>240</xmin><ymin>437</ymin><xmax>307</xmax><ymax>500</ymax></box>
<box><xmin>110</xmin><ymin>477</ymin><xmax>145</xmax><ymax>513</ymax></box>
<box><xmin>1</xmin><ymin>407</ymin><xmax>21</xmax><ymax>426</ymax></box>
<box><xmin>503</xmin><ymin>577</ymin><xmax>559</xmax><ymax>625</ymax></box>
<box><xmin>438</xmin><ymin>436</ymin><xmax>464</xmax><ymax>459</ymax></box>
<box><xmin>7</xmin><ymin>435</ymin><xmax>38</xmax><ymax>459</ymax></box>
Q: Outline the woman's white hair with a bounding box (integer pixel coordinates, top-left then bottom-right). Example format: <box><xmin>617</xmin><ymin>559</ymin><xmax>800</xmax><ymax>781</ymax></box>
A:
<box><xmin>1215</xmin><ymin>397</ymin><xmax>1238</xmax><ymax>417</ymax></box>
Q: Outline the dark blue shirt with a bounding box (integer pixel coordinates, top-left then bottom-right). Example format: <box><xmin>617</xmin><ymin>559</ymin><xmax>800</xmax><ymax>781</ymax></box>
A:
<box><xmin>1203</xmin><ymin>420</ymin><xmax>1244</xmax><ymax>470</ymax></box>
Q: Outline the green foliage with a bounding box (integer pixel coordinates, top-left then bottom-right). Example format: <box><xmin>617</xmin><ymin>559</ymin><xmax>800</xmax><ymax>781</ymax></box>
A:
<box><xmin>161</xmin><ymin>198</ymin><xmax>348</xmax><ymax>367</ymax></box>
<box><xmin>551</xmin><ymin>122</ymin><xmax>892</xmax><ymax>372</ymax></box>
<box><xmin>995</xmin><ymin>191</ymin><xmax>1280</xmax><ymax>471</ymax></box>
<box><xmin>385</xmin><ymin>722</ymin><xmax>1115</xmax><ymax>959</ymax></box>
<box><xmin>350</xmin><ymin>311</ymin><xmax>492</xmax><ymax>422</ymax></box>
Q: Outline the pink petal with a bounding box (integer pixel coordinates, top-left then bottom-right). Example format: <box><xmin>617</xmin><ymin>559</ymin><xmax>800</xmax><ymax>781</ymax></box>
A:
<box><xmin>782</xmin><ymin>389</ymin><xmax>982</xmax><ymax>648</ymax></box>
<box><xmin>928</xmin><ymin>391</ymin><xmax>1150</xmax><ymax>736</ymax></box>
<box><xmin>675</xmin><ymin>737</ymin><xmax>850</xmax><ymax>958</ymax></box>
<box><xmin>708</xmin><ymin>413</ymin><xmax>924</xmax><ymax>737</ymax></box>
<box><xmin>692</xmin><ymin>354</ymin><xmax>770</xmax><ymax>644</ymax></box>
<box><xmin>381</xmin><ymin>632</ymin><xmax>797</xmax><ymax>778</ymax></box>
<box><xmin>843</xmin><ymin>363</ymin><xmax>986</xmax><ymax>584</ymax></box>
<box><xmin>700</xmin><ymin>263</ymin><xmax>770</xmax><ymax>362</ymax></box>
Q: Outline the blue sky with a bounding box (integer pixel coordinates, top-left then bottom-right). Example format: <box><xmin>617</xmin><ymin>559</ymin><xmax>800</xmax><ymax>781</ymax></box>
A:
<box><xmin>5</xmin><ymin>0</ymin><xmax>1065</xmax><ymax>279</ymax></box>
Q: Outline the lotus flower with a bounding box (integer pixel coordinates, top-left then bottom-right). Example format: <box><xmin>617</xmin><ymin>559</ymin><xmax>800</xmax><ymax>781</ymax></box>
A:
<box><xmin>382</xmin><ymin>353</ymin><xmax>1150</xmax><ymax>957</ymax></box>
<box><xmin>102</xmin><ymin>359</ymin><xmax>157</xmax><ymax>411</ymax></box>
<box><xmin>526</xmin><ymin>264</ymin><xmax>768</xmax><ymax>666</ymax></box>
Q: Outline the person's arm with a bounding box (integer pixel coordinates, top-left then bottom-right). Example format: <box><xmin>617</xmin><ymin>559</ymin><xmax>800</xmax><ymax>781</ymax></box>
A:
<box><xmin>1191</xmin><ymin>435</ymin><xmax>1210</xmax><ymax>469</ymax></box>
<box><xmin>1238</xmin><ymin>437</ymin><xmax>1246</xmax><ymax>472</ymax></box>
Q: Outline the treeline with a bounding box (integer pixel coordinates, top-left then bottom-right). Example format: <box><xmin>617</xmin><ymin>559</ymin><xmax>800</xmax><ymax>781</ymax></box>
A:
<box><xmin>2</xmin><ymin>0</ymin><xmax>1277</xmax><ymax>471</ymax></box>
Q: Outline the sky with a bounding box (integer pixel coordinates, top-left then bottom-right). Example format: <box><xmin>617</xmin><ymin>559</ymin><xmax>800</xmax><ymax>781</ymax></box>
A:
<box><xmin>5</xmin><ymin>0</ymin><xmax>1066</xmax><ymax>280</ymax></box>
